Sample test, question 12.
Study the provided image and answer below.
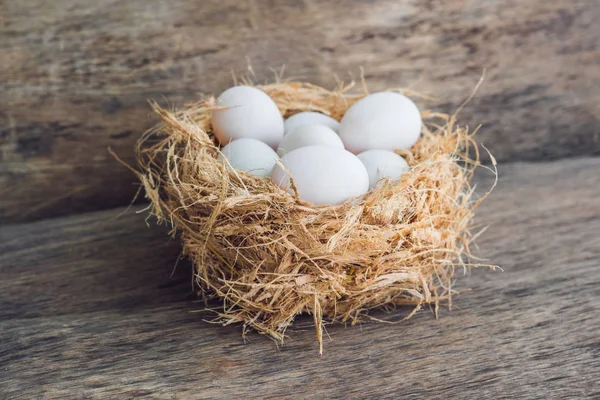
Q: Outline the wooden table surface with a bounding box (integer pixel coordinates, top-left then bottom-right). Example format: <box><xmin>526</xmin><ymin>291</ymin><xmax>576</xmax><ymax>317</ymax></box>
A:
<box><xmin>1</xmin><ymin>0</ymin><xmax>600</xmax><ymax>398</ymax></box>
<box><xmin>2</xmin><ymin>159</ymin><xmax>599</xmax><ymax>399</ymax></box>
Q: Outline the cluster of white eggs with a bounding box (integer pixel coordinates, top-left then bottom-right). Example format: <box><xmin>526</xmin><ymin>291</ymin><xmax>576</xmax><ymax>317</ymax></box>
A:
<box><xmin>212</xmin><ymin>86</ymin><xmax>422</xmax><ymax>205</ymax></box>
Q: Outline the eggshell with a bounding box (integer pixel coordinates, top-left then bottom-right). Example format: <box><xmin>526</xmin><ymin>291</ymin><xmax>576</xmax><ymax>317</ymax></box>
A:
<box><xmin>338</xmin><ymin>92</ymin><xmax>422</xmax><ymax>153</ymax></box>
<box><xmin>357</xmin><ymin>149</ymin><xmax>409</xmax><ymax>189</ymax></box>
<box><xmin>277</xmin><ymin>124</ymin><xmax>344</xmax><ymax>156</ymax></box>
<box><xmin>212</xmin><ymin>86</ymin><xmax>284</xmax><ymax>148</ymax></box>
<box><xmin>218</xmin><ymin>138</ymin><xmax>279</xmax><ymax>177</ymax></box>
<box><xmin>271</xmin><ymin>145</ymin><xmax>369</xmax><ymax>205</ymax></box>
<box><xmin>284</xmin><ymin>111</ymin><xmax>340</xmax><ymax>134</ymax></box>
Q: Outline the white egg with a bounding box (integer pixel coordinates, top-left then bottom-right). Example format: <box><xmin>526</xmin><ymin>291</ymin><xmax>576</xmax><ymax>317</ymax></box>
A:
<box><xmin>357</xmin><ymin>149</ymin><xmax>410</xmax><ymax>189</ymax></box>
<box><xmin>276</xmin><ymin>124</ymin><xmax>344</xmax><ymax>156</ymax></box>
<box><xmin>284</xmin><ymin>111</ymin><xmax>340</xmax><ymax>134</ymax></box>
<box><xmin>338</xmin><ymin>92</ymin><xmax>422</xmax><ymax>154</ymax></box>
<box><xmin>218</xmin><ymin>138</ymin><xmax>279</xmax><ymax>177</ymax></box>
<box><xmin>212</xmin><ymin>86</ymin><xmax>284</xmax><ymax>148</ymax></box>
<box><xmin>271</xmin><ymin>145</ymin><xmax>369</xmax><ymax>205</ymax></box>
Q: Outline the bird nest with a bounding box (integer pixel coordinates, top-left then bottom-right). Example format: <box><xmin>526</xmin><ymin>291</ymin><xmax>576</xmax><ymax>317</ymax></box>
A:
<box><xmin>135</xmin><ymin>80</ymin><xmax>493</xmax><ymax>354</ymax></box>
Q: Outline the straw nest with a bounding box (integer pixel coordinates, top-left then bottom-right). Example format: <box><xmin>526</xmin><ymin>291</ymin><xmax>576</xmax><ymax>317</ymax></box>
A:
<box><xmin>135</xmin><ymin>80</ymin><xmax>493</xmax><ymax>354</ymax></box>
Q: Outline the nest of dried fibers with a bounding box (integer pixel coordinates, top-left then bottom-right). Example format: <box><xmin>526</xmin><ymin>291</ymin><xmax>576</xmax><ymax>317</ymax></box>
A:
<box><xmin>135</xmin><ymin>79</ymin><xmax>495</xmax><ymax>354</ymax></box>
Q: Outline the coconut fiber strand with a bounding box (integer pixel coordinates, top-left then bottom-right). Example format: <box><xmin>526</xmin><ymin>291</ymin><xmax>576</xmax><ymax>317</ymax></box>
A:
<box><xmin>135</xmin><ymin>81</ymin><xmax>492</xmax><ymax>354</ymax></box>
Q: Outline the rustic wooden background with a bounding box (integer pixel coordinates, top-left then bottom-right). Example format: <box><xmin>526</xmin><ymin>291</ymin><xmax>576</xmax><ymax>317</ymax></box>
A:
<box><xmin>1</xmin><ymin>0</ymin><xmax>599</xmax><ymax>224</ymax></box>
<box><xmin>1</xmin><ymin>0</ymin><xmax>599</xmax><ymax>398</ymax></box>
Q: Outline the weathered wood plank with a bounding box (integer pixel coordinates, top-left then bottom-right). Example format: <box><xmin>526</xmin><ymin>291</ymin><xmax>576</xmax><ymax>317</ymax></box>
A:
<box><xmin>1</xmin><ymin>0</ymin><xmax>599</xmax><ymax>223</ymax></box>
<box><xmin>1</xmin><ymin>157</ymin><xmax>599</xmax><ymax>399</ymax></box>
<box><xmin>0</xmin><ymin>209</ymin><xmax>189</xmax><ymax>319</ymax></box>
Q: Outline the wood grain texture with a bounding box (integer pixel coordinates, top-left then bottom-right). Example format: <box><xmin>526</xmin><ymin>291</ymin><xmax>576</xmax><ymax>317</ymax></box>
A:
<box><xmin>1</xmin><ymin>0</ymin><xmax>599</xmax><ymax>223</ymax></box>
<box><xmin>0</xmin><ymin>209</ymin><xmax>189</xmax><ymax>320</ymax></box>
<box><xmin>1</xmin><ymin>157</ymin><xmax>599</xmax><ymax>399</ymax></box>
